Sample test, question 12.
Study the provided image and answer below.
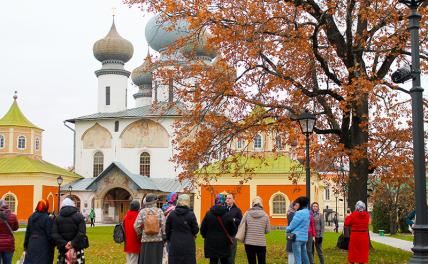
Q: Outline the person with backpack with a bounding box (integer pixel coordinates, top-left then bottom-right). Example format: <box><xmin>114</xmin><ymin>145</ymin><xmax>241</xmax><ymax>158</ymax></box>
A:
<box><xmin>166</xmin><ymin>194</ymin><xmax>199</xmax><ymax>264</ymax></box>
<box><xmin>200</xmin><ymin>194</ymin><xmax>237</xmax><ymax>264</ymax></box>
<box><xmin>122</xmin><ymin>200</ymin><xmax>142</xmax><ymax>264</ymax></box>
<box><xmin>23</xmin><ymin>199</ymin><xmax>54</xmax><ymax>264</ymax></box>
<box><xmin>0</xmin><ymin>199</ymin><xmax>18</xmax><ymax>264</ymax></box>
<box><xmin>51</xmin><ymin>198</ymin><xmax>88</xmax><ymax>264</ymax></box>
<box><xmin>134</xmin><ymin>193</ymin><xmax>166</xmax><ymax>264</ymax></box>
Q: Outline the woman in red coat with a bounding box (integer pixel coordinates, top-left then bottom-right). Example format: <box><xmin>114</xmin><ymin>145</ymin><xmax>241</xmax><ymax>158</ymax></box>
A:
<box><xmin>123</xmin><ymin>200</ymin><xmax>142</xmax><ymax>264</ymax></box>
<box><xmin>344</xmin><ymin>201</ymin><xmax>370</xmax><ymax>264</ymax></box>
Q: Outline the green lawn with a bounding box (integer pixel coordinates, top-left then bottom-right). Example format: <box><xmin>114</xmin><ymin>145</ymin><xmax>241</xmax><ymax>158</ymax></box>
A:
<box><xmin>12</xmin><ymin>226</ymin><xmax>412</xmax><ymax>263</ymax></box>
<box><xmin>388</xmin><ymin>233</ymin><xmax>414</xmax><ymax>242</ymax></box>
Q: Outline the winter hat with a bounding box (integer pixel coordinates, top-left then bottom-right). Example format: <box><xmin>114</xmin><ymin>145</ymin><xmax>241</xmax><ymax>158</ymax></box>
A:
<box><xmin>177</xmin><ymin>194</ymin><xmax>191</xmax><ymax>207</ymax></box>
<box><xmin>130</xmin><ymin>200</ymin><xmax>140</xmax><ymax>211</ymax></box>
<box><xmin>215</xmin><ymin>194</ymin><xmax>226</xmax><ymax>206</ymax></box>
<box><xmin>144</xmin><ymin>193</ymin><xmax>158</xmax><ymax>206</ymax></box>
<box><xmin>61</xmin><ymin>198</ymin><xmax>75</xmax><ymax>208</ymax></box>
<box><xmin>252</xmin><ymin>196</ymin><xmax>263</xmax><ymax>208</ymax></box>
<box><xmin>355</xmin><ymin>201</ymin><xmax>366</xmax><ymax>212</ymax></box>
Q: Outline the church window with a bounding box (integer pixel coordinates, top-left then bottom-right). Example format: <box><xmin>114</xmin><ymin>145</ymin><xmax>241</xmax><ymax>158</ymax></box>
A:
<box><xmin>236</xmin><ymin>139</ymin><xmax>244</xmax><ymax>149</ymax></box>
<box><xmin>272</xmin><ymin>194</ymin><xmax>286</xmax><ymax>215</ymax></box>
<box><xmin>275</xmin><ymin>135</ymin><xmax>282</xmax><ymax>150</ymax></box>
<box><xmin>106</xmin><ymin>86</ymin><xmax>111</xmax><ymax>105</ymax></box>
<box><xmin>35</xmin><ymin>137</ymin><xmax>40</xmax><ymax>151</ymax></box>
<box><xmin>93</xmin><ymin>151</ymin><xmax>104</xmax><ymax>177</ymax></box>
<box><xmin>325</xmin><ymin>186</ymin><xmax>330</xmax><ymax>200</ymax></box>
<box><xmin>114</xmin><ymin>121</ymin><xmax>119</xmax><ymax>132</ymax></box>
<box><xmin>0</xmin><ymin>135</ymin><xmax>4</xmax><ymax>149</ymax></box>
<box><xmin>254</xmin><ymin>134</ymin><xmax>262</xmax><ymax>149</ymax></box>
<box><xmin>3</xmin><ymin>193</ymin><xmax>17</xmax><ymax>213</ymax></box>
<box><xmin>140</xmin><ymin>152</ymin><xmax>150</xmax><ymax>177</ymax></box>
<box><xmin>17</xmin><ymin>136</ymin><xmax>26</xmax><ymax>149</ymax></box>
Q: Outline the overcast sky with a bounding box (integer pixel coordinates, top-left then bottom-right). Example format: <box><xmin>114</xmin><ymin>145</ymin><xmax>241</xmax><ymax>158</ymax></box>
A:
<box><xmin>1</xmin><ymin>1</ymin><xmax>427</xmax><ymax>168</ymax></box>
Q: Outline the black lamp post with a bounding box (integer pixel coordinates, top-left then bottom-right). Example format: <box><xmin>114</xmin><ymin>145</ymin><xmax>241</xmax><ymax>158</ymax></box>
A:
<box><xmin>68</xmin><ymin>185</ymin><xmax>72</xmax><ymax>197</ymax></box>
<box><xmin>56</xmin><ymin>176</ymin><xmax>63</xmax><ymax>214</ymax></box>
<box><xmin>295</xmin><ymin>109</ymin><xmax>317</xmax><ymax>204</ymax></box>
<box><xmin>393</xmin><ymin>1</ymin><xmax>428</xmax><ymax>262</ymax></box>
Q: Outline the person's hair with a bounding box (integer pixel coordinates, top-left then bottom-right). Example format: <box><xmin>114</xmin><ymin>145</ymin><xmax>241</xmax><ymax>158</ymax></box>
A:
<box><xmin>311</xmin><ymin>202</ymin><xmax>319</xmax><ymax>210</ymax></box>
<box><xmin>226</xmin><ymin>193</ymin><xmax>234</xmax><ymax>198</ymax></box>
<box><xmin>130</xmin><ymin>200</ymin><xmax>140</xmax><ymax>211</ymax></box>
<box><xmin>294</xmin><ymin>196</ymin><xmax>309</xmax><ymax>209</ymax></box>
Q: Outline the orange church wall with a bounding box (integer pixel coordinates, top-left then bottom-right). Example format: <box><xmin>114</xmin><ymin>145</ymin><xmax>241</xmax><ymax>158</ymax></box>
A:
<box><xmin>43</xmin><ymin>185</ymin><xmax>59</xmax><ymax>213</ymax></box>
<box><xmin>0</xmin><ymin>185</ymin><xmax>34</xmax><ymax>222</ymax></box>
<box><xmin>200</xmin><ymin>185</ymin><xmax>250</xmax><ymax>220</ymax></box>
<box><xmin>257</xmin><ymin>185</ymin><xmax>306</xmax><ymax>226</ymax></box>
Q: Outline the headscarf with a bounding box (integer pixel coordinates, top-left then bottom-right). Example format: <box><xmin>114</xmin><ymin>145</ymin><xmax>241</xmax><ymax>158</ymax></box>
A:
<box><xmin>130</xmin><ymin>200</ymin><xmax>140</xmax><ymax>211</ymax></box>
<box><xmin>177</xmin><ymin>194</ymin><xmax>190</xmax><ymax>207</ymax></box>
<box><xmin>36</xmin><ymin>199</ymin><xmax>49</xmax><ymax>213</ymax></box>
<box><xmin>61</xmin><ymin>198</ymin><xmax>75</xmax><ymax>208</ymax></box>
<box><xmin>252</xmin><ymin>196</ymin><xmax>263</xmax><ymax>208</ymax></box>
<box><xmin>355</xmin><ymin>201</ymin><xmax>366</xmax><ymax>212</ymax></box>
<box><xmin>144</xmin><ymin>193</ymin><xmax>158</xmax><ymax>206</ymax></box>
<box><xmin>215</xmin><ymin>194</ymin><xmax>226</xmax><ymax>206</ymax></box>
<box><xmin>162</xmin><ymin>192</ymin><xmax>178</xmax><ymax>212</ymax></box>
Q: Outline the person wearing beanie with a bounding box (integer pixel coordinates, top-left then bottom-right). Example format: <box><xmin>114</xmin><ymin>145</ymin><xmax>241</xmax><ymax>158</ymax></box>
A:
<box><xmin>166</xmin><ymin>194</ymin><xmax>199</xmax><ymax>264</ymax></box>
<box><xmin>200</xmin><ymin>193</ymin><xmax>237</xmax><ymax>264</ymax></box>
<box><xmin>241</xmin><ymin>196</ymin><xmax>270</xmax><ymax>264</ymax></box>
<box><xmin>0</xmin><ymin>199</ymin><xmax>19</xmax><ymax>264</ymax></box>
<box><xmin>124</xmin><ymin>200</ymin><xmax>142</xmax><ymax>264</ymax></box>
<box><xmin>134</xmin><ymin>193</ymin><xmax>166</xmax><ymax>264</ymax></box>
<box><xmin>345</xmin><ymin>201</ymin><xmax>370</xmax><ymax>264</ymax></box>
<box><xmin>24</xmin><ymin>199</ymin><xmax>54</xmax><ymax>264</ymax></box>
<box><xmin>52</xmin><ymin>197</ymin><xmax>87</xmax><ymax>264</ymax></box>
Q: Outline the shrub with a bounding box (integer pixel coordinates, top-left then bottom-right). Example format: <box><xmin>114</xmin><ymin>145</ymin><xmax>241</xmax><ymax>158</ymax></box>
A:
<box><xmin>372</xmin><ymin>201</ymin><xmax>390</xmax><ymax>233</ymax></box>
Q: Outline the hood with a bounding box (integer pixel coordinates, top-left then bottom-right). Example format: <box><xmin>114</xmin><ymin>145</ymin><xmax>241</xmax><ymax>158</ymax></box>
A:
<box><xmin>353</xmin><ymin>211</ymin><xmax>369</xmax><ymax>219</ymax></box>
<box><xmin>174</xmin><ymin>206</ymin><xmax>190</xmax><ymax>215</ymax></box>
<box><xmin>248</xmin><ymin>207</ymin><xmax>266</xmax><ymax>218</ymax></box>
<box><xmin>31</xmin><ymin>211</ymin><xmax>47</xmax><ymax>222</ymax></box>
<box><xmin>60</xmin><ymin>206</ymin><xmax>78</xmax><ymax>217</ymax></box>
<box><xmin>125</xmin><ymin>210</ymin><xmax>139</xmax><ymax>220</ymax></box>
<box><xmin>210</xmin><ymin>205</ymin><xmax>227</xmax><ymax>216</ymax></box>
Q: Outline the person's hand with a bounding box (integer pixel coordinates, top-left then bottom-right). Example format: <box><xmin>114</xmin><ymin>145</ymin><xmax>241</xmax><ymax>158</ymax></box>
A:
<box><xmin>65</xmin><ymin>241</ymin><xmax>72</xmax><ymax>250</ymax></box>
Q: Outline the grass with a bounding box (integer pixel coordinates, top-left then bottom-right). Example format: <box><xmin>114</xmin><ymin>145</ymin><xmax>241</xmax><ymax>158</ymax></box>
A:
<box><xmin>12</xmin><ymin>226</ymin><xmax>412</xmax><ymax>263</ymax></box>
<box><xmin>388</xmin><ymin>233</ymin><xmax>414</xmax><ymax>242</ymax></box>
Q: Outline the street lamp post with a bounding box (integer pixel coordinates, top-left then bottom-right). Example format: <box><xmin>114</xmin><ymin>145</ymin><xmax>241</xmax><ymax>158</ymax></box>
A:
<box><xmin>295</xmin><ymin>109</ymin><xmax>317</xmax><ymax>204</ymax></box>
<box><xmin>393</xmin><ymin>1</ymin><xmax>428</xmax><ymax>262</ymax></box>
<box><xmin>56</xmin><ymin>176</ymin><xmax>63</xmax><ymax>214</ymax></box>
<box><xmin>68</xmin><ymin>185</ymin><xmax>72</xmax><ymax>197</ymax></box>
<box><xmin>335</xmin><ymin>192</ymin><xmax>339</xmax><ymax>219</ymax></box>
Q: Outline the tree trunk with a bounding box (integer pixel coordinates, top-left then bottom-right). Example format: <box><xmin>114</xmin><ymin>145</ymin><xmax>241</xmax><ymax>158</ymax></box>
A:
<box><xmin>348</xmin><ymin>94</ymin><xmax>369</xmax><ymax>211</ymax></box>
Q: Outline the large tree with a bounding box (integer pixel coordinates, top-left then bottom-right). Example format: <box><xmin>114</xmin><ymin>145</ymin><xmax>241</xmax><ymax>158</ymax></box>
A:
<box><xmin>127</xmin><ymin>0</ymin><xmax>428</xmax><ymax>208</ymax></box>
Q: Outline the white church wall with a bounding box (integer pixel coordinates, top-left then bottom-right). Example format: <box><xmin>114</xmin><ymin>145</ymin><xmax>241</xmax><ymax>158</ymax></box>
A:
<box><xmin>97</xmin><ymin>74</ymin><xmax>129</xmax><ymax>113</ymax></box>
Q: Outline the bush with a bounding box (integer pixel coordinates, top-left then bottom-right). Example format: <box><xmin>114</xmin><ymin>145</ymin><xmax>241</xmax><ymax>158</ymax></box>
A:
<box><xmin>372</xmin><ymin>201</ymin><xmax>390</xmax><ymax>233</ymax></box>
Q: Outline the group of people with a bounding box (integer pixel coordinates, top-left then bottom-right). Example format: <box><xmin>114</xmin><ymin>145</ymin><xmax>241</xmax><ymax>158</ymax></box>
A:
<box><xmin>0</xmin><ymin>197</ymin><xmax>87</xmax><ymax>264</ymax></box>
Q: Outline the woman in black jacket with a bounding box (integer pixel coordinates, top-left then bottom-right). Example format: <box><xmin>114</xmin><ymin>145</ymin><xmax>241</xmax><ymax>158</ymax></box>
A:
<box><xmin>200</xmin><ymin>194</ymin><xmax>237</xmax><ymax>264</ymax></box>
<box><xmin>24</xmin><ymin>199</ymin><xmax>54</xmax><ymax>264</ymax></box>
<box><xmin>166</xmin><ymin>194</ymin><xmax>199</xmax><ymax>264</ymax></box>
<box><xmin>51</xmin><ymin>198</ymin><xmax>87</xmax><ymax>264</ymax></box>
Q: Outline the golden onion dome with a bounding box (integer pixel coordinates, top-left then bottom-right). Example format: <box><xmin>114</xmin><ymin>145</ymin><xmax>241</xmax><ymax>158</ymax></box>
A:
<box><xmin>93</xmin><ymin>19</ymin><xmax>134</xmax><ymax>63</ymax></box>
<box><xmin>131</xmin><ymin>54</ymin><xmax>154</xmax><ymax>86</ymax></box>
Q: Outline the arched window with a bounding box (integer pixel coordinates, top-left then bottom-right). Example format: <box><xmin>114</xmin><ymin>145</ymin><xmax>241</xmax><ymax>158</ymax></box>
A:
<box><xmin>93</xmin><ymin>151</ymin><xmax>104</xmax><ymax>177</ymax></box>
<box><xmin>35</xmin><ymin>137</ymin><xmax>40</xmax><ymax>151</ymax></box>
<box><xmin>272</xmin><ymin>194</ymin><xmax>286</xmax><ymax>215</ymax></box>
<box><xmin>325</xmin><ymin>186</ymin><xmax>330</xmax><ymax>200</ymax></box>
<box><xmin>3</xmin><ymin>193</ymin><xmax>17</xmax><ymax>213</ymax></box>
<box><xmin>17</xmin><ymin>136</ymin><xmax>26</xmax><ymax>149</ymax></box>
<box><xmin>236</xmin><ymin>139</ymin><xmax>244</xmax><ymax>149</ymax></box>
<box><xmin>0</xmin><ymin>135</ymin><xmax>4</xmax><ymax>149</ymax></box>
<box><xmin>140</xmin><ymin>152</ymin><xmax>150</xmax><ymax>177</ymax></box>
<box><xmin>254</xmin><ymin>134</ymin><xmax>262</xmax><ymax>149</ymax></box>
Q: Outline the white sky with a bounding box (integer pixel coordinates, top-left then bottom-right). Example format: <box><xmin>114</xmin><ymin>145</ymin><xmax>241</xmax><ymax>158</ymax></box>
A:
<box><xmin>0</xmin><ymin>1</ymin><xmax>427</xmax><ymax>168</ymax></box>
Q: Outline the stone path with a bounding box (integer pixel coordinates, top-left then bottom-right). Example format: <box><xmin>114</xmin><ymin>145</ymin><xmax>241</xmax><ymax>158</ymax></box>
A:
<box><xmin>369</xmin><ymin>232</ymin><xmax>413</xmax><ymax>252</ymax></box>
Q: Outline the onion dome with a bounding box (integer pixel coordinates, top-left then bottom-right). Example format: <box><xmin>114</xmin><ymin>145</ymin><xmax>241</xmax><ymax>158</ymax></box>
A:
<box><xmin>180</xmin><ymin>31</ymin><xmax>217</xmax><ymax>59</ymax></box>
<box><xmin>93</xmin><ymin>19</ymin><xmax>134</xmax><ymax>63</ymax></box>
<box><xmin>131</xmin><ymin>54</ymin><xmax>154</xmax><ymax>86</ymax></box>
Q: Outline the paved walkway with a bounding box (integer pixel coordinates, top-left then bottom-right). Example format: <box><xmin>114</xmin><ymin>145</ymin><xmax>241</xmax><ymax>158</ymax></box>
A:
<box><xmin>369</xmin><ymin>232</ymin><xmax>413</xmax><ymax>252</ymax></box>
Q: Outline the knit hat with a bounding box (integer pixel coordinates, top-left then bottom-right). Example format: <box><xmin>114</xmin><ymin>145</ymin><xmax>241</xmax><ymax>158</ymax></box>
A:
<box><xmin>61</xmin><ymin>198</ymin><xmax>75</xmax><ymax>208</ymax></box>
<box><xmin>355</xmin><ymin>201</ymin><xmax>366</xmax><ymax>212</ymax></box>
<box><xmin>215</xmin><ymin>194</ymin><xmax>226</xmax><ymax>206</ymax></box>
<box><xmin>177</xmin><ymin>194</ymin><xmax>191</xmax><ymax>207</ymax></box>
<box><xmin>130</xmin><ymin>200</ymin><xmax>140</xmax><ymax>211</ymax></box>
<box><xmin>144</xmin><ymin>193</ymin><xmax>158</xmax><ymax>206</ymax></box>
<box><xmin>252</xmin><ymin>196</ymin><xmax>263</xmax><ymax>208</ymax></box>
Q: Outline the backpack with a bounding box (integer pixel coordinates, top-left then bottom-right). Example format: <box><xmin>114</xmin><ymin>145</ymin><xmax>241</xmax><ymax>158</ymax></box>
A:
<box><xmin>113</xmin><ymin>222</ymin><xmax>125</xmax><ymax>243</ymax></box>
<box><xmin>144</xmin><ymin>209</ymin><xmax>160</xmax><ymax>235</ymax></box>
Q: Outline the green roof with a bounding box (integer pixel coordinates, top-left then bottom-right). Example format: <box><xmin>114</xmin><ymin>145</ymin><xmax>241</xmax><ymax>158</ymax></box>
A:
<box><xmin>200</xmin><ymin>154</ymin><xmax>305</xmax><ymax>174</ymax></box>
<box><xmin>0</xmin><ymin>156</ymin><xmax>82</xmax><ymax>178</ymax></box>
<box><xmin>0</xmin><ymin>100</ymin><xmax>41</xmax><ymax>129</ymax></box>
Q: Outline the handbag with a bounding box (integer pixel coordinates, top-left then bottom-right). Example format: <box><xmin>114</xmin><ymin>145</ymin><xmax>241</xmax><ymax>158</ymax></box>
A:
<box><xmin>286</xmin><ymin>232</ymin><xmax>296</xmax><ymax>242</ymax></box>
<box><xmin>235</xmin><ymin>213</ymin><xmax>247</xmax><ymax>242</ymax></box>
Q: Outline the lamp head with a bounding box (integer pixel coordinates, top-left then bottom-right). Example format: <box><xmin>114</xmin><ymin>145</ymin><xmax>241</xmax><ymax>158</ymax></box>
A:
<box><xmin>57</xmin><ymin>176</ymin><xmax>63</xmax><ymax>186</ymax></box>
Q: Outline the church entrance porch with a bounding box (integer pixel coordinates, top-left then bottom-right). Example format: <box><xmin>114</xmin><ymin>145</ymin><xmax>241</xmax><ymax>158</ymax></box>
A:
<box><xmin>102</xmin><ymin>187</ymin><xmax>132</xmax><ymax>223</ymax></box>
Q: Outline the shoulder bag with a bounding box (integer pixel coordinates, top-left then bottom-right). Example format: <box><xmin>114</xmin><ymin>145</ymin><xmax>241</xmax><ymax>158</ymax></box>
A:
<box><xmin>235</xmin><ymin>213</ymin><xmax>247</xmax><ymax>242</ymax></box>
<box><xmin>286</xmin><ymin>232</ymin><xmax>296</xmax><ymax>242</ymax></box>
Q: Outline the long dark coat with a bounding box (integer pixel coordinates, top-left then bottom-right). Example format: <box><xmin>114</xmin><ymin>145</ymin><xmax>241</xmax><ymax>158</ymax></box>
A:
<box><xmin>23</xmin><ymin>211</ymin><xmax>54</xmax><ymax>264</ymax></box>
<box><xmin>200</xmin><ymin>205</ymin><xmax>237</xmax><ymax>259</ymax></box>
<box><xmin>166</xmin><ymin>206</ymin><xmax>199</xmax><ymax>264</ymax></box>
<box><xmin>51</xmin><ymin>206</ymin><xmax>86</xmax><ymax>252</ymax></box>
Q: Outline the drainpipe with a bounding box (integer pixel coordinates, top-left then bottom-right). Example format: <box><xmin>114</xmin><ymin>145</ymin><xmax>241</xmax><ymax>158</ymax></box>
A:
<box><xmin>63</xmin><ymin>121</ymin><xmax>76</xmax><ymax>169</ymax></box>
